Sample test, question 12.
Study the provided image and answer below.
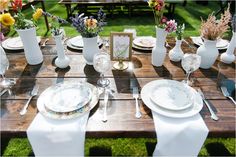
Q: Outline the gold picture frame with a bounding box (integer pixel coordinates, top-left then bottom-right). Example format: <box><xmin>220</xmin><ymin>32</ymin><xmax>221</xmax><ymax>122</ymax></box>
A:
<box><xmin>110</xmin><ymin>32</ymin><xmax>133</xmax><ymax>70</ymax></box>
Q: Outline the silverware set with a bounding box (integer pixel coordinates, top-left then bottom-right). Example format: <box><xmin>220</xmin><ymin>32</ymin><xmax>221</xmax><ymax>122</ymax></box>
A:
<box><xmin>132</xmin><ymin>87</ymin><xmax>142</xmax><ymax>119</ymax></box>
<box><xmin>220</xmin><ymin>86</ymin><xmax>236</xmax><ymax>105</ymax></box>
<box><xmin>20</xmin><ymin>85</ymin><xmax>39</xmax><ymax>115</ymax></box>
<box><xmin>197</xmin><ymin>89</ymin><xmax>219</xmax><ymax>121</ymax></box>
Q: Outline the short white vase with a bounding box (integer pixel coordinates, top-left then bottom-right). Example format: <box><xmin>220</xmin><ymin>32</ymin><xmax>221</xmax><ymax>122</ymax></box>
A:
<box><xmin>220</xmin><ymin>32</ymin><xmax>236</xmax><ymax>64</ymax></box>
<box><xmin>53</xmin><ymin>33</ymin><xmax>70</xmax><ymax>69</ymax></box>
<box><xmin>196</xmin><ymin>38</ymin><xmax>218</xmax><ymax>69</ymax></box>
<box><xmin>16</xmin><ymin>27</ymin><xmax>43</xmax><ymax>65</ymax></box>
<box><xmin>152</xmin><ymin>27</ymin><xmax>168</xmax><ymax>67</ymax></box>
<box><xmin>82</xmin><ymin>36</ymin><xmax>100</xmax><ymax>65</ymax></box>
<box><xmin>168</xmin><ymin>39</ymin><xmax>184</xmax><ymax>62</ymax></box>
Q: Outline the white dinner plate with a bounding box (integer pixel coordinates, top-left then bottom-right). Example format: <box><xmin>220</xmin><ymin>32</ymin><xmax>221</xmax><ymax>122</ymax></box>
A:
<box><xmin>133</xmin><ymin>36</ymin><xmax>156</xmax><ymax>48</ymax></box>
<box><xmin>37</xmin><ymin>81</ymin><xmax>99</xmax><ymax>120</ymax></box>
<box><xmin>66</xmin><ymin>36</ymin><xmax>102</xmax><ymax>50</ymax></box>
<box><xmin>44</xmin><ymin>83</ymin><xmax>92</xmax><ymax>113</ymax></box>
<box><xmin>2</xmin><ymin>36</ymin><xmax>41</xmax><ymax>50</ymax></box>
<box><xmin>191</xmin><ymin>36</ymin><xmax>229</xmax><ymax>50</ymax></box>
<box><xmin>150</xmin><ymin>80</ymin><xmax>193</xmax><ymax>111</ymax></box>
<box><xmin>141</xmin><ymin>80</ymin><xmax>203</xmax><ymax>118</ymax></box>
<box><xmin>132</xmin><ymin>44</ymin><xmax>152</xmax><ymax>51</ymax></box>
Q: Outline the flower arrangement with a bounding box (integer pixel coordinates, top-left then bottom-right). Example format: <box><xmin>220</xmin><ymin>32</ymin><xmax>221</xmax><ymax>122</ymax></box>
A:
<box><xmin>0</xmin><ymin>0</ymin><xmax>41</xmax><ymax>30</ymax></box>
<box><xmin>148</xmin><ymin>0</ymin><xmax>177</xmax><ymax>33</ymax></box>
<box><xmin>31</xmin><ymin>5</ymin><xmax>68</xmax><ymax>36</ymax></box>
<box><xmin>70</xmin><ymin>8</ymin><xmax>106</xmax><ymax>38</ymax></box>
<box><xmin>200</xmin><ymin>4</ymin><xmax>231</xmax><ymax>40</ymax></box>
<box><xmin>176</xmin><ymin>23</ymin><xmax>185</xmax><ymax>40</ymax></box>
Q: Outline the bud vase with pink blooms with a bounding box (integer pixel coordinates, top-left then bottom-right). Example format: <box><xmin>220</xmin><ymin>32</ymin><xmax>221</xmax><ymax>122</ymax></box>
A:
<box><xmin>148</xmin><ymin>0</ymin><xmax>177</xmax><ymax>66</ymax></box>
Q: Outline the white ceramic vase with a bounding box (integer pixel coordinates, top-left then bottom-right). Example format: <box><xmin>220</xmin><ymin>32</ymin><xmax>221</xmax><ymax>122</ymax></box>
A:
<box><xmin>168</xmin><ymin>39</ymin><xmax>184</xmax><ymax>62</ymax></box>
<box><xmin>82</xmin><ymin>36</ymin><xmax>100</xmax><ymax>65</ymax></box>
<box><xmin>196</xmin><ymin>38</ymin><xmax>218</xmax><ymax>69</ymax></box>
<box><xmin>152</xmin><ymin>27</ymin><xmax>168</xmax><ymax>67</ymax></box>
<box><xmin>53</xmin><ymin>33</ymin><xmax>70</xmax><ymax>69</ymax></box>
<box><xmin>220</xmin><ymin>32</ymin><xmax>236</xmax><ymax>64</ymax></box>
<box><xmin>16</xmin><ymin>27</ymin><xmax>43</xmax><ymax>65</ymax></box>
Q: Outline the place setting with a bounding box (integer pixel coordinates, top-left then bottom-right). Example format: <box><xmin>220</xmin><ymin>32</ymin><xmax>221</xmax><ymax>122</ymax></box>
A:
<box><xmin>190</xmin><ymin>36</ymin><xmax>229</xmax><ymax>50</ymax></box>
<box><xmin>2</xmin><ymin>36</ymin><xmax>41</xmax><ymax>51</ymax></box>
<box><xmin>66</xmin><ymin>35</ymin><xmax>103</xmax><ymax>51</ymax></box>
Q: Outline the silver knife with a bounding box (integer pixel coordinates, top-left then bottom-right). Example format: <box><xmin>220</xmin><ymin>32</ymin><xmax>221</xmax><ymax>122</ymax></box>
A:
<box><xmin>102</xmin><ymin>88</ymin><xmax>109</xmax><ymax>122</ymax></box>
<box><xmin>197</xmin><ymin>89</ymin><xmax>219</xmax><ymax>121</ymax></box>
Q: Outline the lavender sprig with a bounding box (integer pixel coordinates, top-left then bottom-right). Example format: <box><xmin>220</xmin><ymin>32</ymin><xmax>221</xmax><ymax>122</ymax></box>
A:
<box><xmin>70</xmin><ymin>8</ymin><xmax>106</xmax><ymax>38</ymax></box>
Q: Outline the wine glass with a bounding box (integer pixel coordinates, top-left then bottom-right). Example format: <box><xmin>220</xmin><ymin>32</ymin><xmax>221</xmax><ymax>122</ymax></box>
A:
<box><xmin>93</xmin><ymin>52</ymin><xmax>110</xmax><ymax>87</ymax></box>
<box><xmin>181</xmin><ymin>53</ymin><xmax>201</xmax><ymax>86</ymax></box>
<box><xmin>0</xmin><ymin>46</ymin><xmax>15</xmax><ymax>89</ymax></box>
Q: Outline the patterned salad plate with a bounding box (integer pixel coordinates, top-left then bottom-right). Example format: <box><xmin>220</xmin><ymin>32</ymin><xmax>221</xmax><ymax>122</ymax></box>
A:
<box><xmin>37</xmin><ymin>81</ymin><xmax>99</xmax><ymax>120</ymax></box>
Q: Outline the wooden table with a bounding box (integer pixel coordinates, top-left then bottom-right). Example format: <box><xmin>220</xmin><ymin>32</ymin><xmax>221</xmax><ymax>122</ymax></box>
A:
<box><xmin>58</xmin><ymin>0</ymin><xmax>179</xmax><ymax>19</ymax></box>
<box><xmin>1</xmin><ymin>37</ymin><xmax>235</xmax><ymax>139</ymax></box>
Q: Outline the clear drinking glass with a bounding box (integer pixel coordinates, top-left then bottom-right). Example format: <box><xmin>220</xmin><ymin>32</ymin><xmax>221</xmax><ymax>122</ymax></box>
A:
<box><xmin>0</xmin><ymin>46</ymin><xmax>15</xmax><ymax>88</ymax></box>
<box><xmin>93</xmin><ymin>52</ymin><xmax>110</xmax><ymax>87</ymax></box>
<box><xmin>181</xmin><ymin>53</ymin><xmax>201</xmax><ymax>86</ymax></box>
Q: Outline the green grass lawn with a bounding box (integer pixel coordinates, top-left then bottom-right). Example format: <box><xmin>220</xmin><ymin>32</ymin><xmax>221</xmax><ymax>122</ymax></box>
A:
<box><xmin>2</xmin><ymin>1</ymin><xmax>235</xmax><ymax>156</ymax></box>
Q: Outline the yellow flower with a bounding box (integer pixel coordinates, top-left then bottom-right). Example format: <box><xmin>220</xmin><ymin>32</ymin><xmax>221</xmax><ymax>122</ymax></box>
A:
<box><xmin>84</xmin><ymin>18</ymin><xmax>97</xmax><ymax>29</ymax></box>
<box><xmin>33</xmin><ymin>8</ymin><xmax>43</xmax><ymax>21</ymax></box>
<box><xmin>0</xmin><ymin>13</ymin><xmax>15</xmax><ymax>26</ymax></box>
<box><xmin>0</xmin><ymin>0</ymin><xmax>9</xmax><ymax>12</ymax></box>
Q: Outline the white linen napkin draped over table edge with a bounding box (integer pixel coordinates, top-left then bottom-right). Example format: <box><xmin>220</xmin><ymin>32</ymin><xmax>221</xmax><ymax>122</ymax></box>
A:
<box><xmin>152</xmin><ymin>111</ymin><xmax>209</xmax><ymax>157</ymax></box>
<box><xmin>27</xmin><ymin>112</ymin><xmax>89</xmax><ymax>156</ymax></box>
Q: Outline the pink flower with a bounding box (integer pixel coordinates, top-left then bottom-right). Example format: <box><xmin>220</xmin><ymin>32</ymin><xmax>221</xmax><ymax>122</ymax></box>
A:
<box><xmin>165</xmin><ymin>19</ymin><xmax>177</xmax><ymax>33</ymax></box>
<box><xmin>160</xmin><ymin>16</ymin><xmax>167</xmax><ymax>24</ymax></box>
<box><xmin>0</xmin><ymin>32</ymin><xmax>5</xmax><ymax>41</ymax></box>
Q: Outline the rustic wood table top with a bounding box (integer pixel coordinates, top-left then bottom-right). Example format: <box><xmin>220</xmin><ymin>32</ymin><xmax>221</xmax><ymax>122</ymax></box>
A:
<box><xmin>1</xmin><ymin>37</ymin><xmax>235</xmax><ymax>138</ymax></box>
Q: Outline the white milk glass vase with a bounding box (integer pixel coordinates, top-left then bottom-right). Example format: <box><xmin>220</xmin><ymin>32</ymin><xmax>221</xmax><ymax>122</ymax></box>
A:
<box><xmin>196</xmin><ymin>38</ymin><xmax>218</xmax><ymax>69</ymax></box>
<box><xmin>152</xmin><ymin>27</ymin><xmax>168</xmax><ymax>67</ymax></box>
<box><xmin>53</xmin><ymin>33</ymin><xmax>70</xmax><ymax>68</ymax></box>
<box><xmin>16</xmin><ymin>27</ymin><xmax>43</xmax><ymax>65</ymax></box>
<box><xmin>220</xmin><ymin>32</ymin><xmax>236</xmax><ymax>64</ymax></box>
<box><xmin>168</xmin><ymin>38</ymin><xmax>184</xmax><ymax>62</ymax></box>
<box><xmin>82</xmin><ymin>36</ymin><xmax>100</xmax><ymax>65</ymax></box>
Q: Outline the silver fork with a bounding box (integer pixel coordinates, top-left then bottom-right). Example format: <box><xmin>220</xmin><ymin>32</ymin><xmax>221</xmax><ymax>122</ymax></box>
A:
<box><xmin>221</xmin><ymin>86</ymin><xmax>236</xmax><ymax>105</ymax></box>
<box><xmin>197</xmin><ymin>89</ymin><xmax>219</xmax><ymax>121</ymax></box>
<box><xmin>133</xmin><ymin>87</ymin><xmax>142</xmax><ymax>119</ymax></box>
<box><xmin>20</xmin><ymin>85</ymin><xmax>39</xmax><ymax>115</ymax></box>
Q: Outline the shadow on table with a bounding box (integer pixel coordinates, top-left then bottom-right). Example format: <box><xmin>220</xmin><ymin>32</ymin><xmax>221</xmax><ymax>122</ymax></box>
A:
<box><xmin>205</xmin><ymin>142</ymin><xmax>232</xmax><ymax>156</ymax></box>
<box><xmin>14</xmin><ymin>63</ymin><xmax>42</xmax><ymax>95</ymax></box>
<box><xmin>84</xmin><ymin>64</ymin><xmax>100</xmax><ymax>85</ymax></box>
<box><xmin>152</xmin><ymin>65</ymin><xmax>172</xmax><ymax>79</ymax></box>
<box><xmin>89</xmin><ymin>146</ymin><xmax>112</xmax><ymax>156</ymax></box>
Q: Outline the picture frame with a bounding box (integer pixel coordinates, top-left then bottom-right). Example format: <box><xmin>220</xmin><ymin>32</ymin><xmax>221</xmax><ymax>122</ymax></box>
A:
<box><xmin>110</xmin><ymin>32</ymin><xmax>133</xmax><ymax>61</ymax></box>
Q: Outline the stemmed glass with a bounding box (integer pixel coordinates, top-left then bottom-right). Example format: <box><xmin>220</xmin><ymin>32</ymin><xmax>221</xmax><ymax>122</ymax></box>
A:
<box><xmin>0</xmin><ymin>46</ymin><xmax>15</xmax><ymax>89</ymax></box>
<box><xmin>93</xmin><ymin>52</ymin><xmax>110</xmax><ymax>87</ymax></box>
<box><xmin>181</xmin><ymin>53</ymin><xmax>201</xmax><ymax>86</ymax></box>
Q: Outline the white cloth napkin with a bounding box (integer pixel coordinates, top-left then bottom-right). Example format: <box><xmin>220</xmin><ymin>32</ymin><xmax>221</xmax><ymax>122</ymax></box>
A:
<box><xmin>152</xmin><ymin>112</ymin><xmax>209</xmax><ymax>156</ymax></box>
<box><xmin>27</xmin><ymin>112</ymin><xmax>89</xmax><ymax>156</ymax></box>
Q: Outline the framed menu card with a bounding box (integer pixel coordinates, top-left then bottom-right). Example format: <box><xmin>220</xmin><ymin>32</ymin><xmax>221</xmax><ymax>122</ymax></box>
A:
<box><xmin>110</xmin><ymin>32</ymin><xmax>133</xmax><ymax>61</ymax></box>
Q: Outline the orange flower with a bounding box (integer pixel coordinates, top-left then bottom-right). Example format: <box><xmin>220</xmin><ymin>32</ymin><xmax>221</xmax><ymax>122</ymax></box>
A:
<box><xmin>0</xmin><ymin>0</ymin><xmax>9</xmax><ymax>12</ymax></box>
<box><xmin>84</xmin><ymin>18</ymin><xmax>97</xmax><ymax>29</ymax></box>
<box><xmin>11</xmin><ymin>0</ymin><xmax>22</xmax><ymax>11</ymax></box>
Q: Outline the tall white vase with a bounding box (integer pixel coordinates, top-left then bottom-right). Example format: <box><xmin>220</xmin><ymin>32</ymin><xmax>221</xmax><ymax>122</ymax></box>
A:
<box><xmin>220</xmin><ymin>32</ymin><xmax>236</xmax><ymax>64</ymax></box>
<box><xmin>169</xmin><ymin>39</ymin><xmax>184</xmax><ymax>62</ymax></box>
<box><xmin>82</xmin><ymin>36</ymin><xmax>100</xmax><ymax>65</ymax></box>
<box><xmin>196</xmin><ymin>38</ymin><xmax>218</xmax><ymax>69</ymax></box>
<box><xmin>53</xmin><ymin>34</ymin><xmax>70</xmax><ymax>69</ymax></box>
<box><xmin>152</xmin><ymin>27</ymin><xmax>168</xmax><ymax>67</ymax></box>
<box><xmin>16</xmin><ymin>27</ymin><xmax>43</xmax><ymax>65</ymax></box>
